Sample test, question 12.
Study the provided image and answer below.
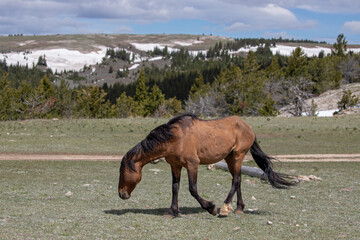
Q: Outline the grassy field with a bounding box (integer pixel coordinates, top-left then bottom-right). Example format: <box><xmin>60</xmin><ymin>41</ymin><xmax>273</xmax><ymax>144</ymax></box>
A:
<box><xmin>1</xmin><ymin>116</ymin><xmax>360</xmax><ymax>239</ymax></box>
<box><xmin>0</xmin><ymin>160</ymin><xmax>359</xmax><ymax>239</ymax></box>
<box><xmin>0</xmin><ymin>115</ymin><xmax>359</xmax><ymax>155</ymax></box>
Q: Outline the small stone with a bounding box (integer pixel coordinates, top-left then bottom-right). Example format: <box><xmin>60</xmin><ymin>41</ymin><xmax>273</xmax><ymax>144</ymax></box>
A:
<box><xmin>290</xmin><ymin>195</ymin><xmax>296</xmax><ymax>199</ymax></box>
<box><xmin>233</xmin><ymin>227</ymin><xmax>241</xmax><ymax>231</ymax></box>
<box><xmin>251</xmin><ymin>196</ymin><xmax>256</xmax><ymax>201</ymax></box>
<box><xmin>65</xmin><ymin>191</ymin><xmax>73</xmax><ymax>196</ymax></box>
<box><xmin>207</xmin><ymin>164</ymin><xmax>216</xmax><ymax>171</ymax></box>
<box><xmin>82</xmin><ymin>184</ymin><xmax>91</xmax><ymax>187</ymax></box>
<box><xmin>267</xmin><ymin>220</ymin><xmax>273</xmax><ymax>225</ymax></box>
<box><xmin>53</xmin><ymin>182</ymin><xmax>57</xmax><ymax>185</ymax></box>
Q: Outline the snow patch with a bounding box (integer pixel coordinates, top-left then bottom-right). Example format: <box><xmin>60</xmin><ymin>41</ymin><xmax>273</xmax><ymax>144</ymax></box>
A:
<box><xmin>302</xmin><ymin>109</ymin><xmax>338</xmax><ymax>117</ymax></box>
<box><xmin>0</xmin><ymin>46</ymin><xmax>107</xmax><ymax>72</ymax></box>
<box><xmin>149</xmin><ymin>56</ymin><xmax>163</xmax><ymax>61</ymax></box>
<box><xmin>128</xmin><ymin>64</ymin><xmax>140</xmax><ymax>70</ymax></box>
<box><xmin>18</xmin><ymin>40</ymin><xmax>36</xmax><ymax>46</ymax></box>
<box><xmin>270</xmin><ymin>45</ymin><xmax>332</xmax><ymax>57</ymax></box>
<box><xmin>173</xmin><ymin>40</ymin><xmax>203</xmax><ymax>46</ymax></box>
<box><xmin>130</xmin><ymin>43</ymin><xmax>177</xmax><ymax>53</ymax></box>
<box><xmin>236</xmin><ymin>45</ymin><xmax>360</xmax><ymax>57</ymax></box>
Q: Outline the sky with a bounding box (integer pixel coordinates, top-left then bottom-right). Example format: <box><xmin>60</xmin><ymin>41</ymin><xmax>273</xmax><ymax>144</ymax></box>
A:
<box><xmin>0</xmin><ymin>0</ymin><xmax>360</xmax><ymax>44</ymax></box>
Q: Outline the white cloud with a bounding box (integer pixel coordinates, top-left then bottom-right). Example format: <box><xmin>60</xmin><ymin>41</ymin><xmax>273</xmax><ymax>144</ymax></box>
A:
<box><xmin>0</xmin><ymin>0</ymin><xmax>356</xmax><ymax>36</ymax></box>
<box><xmin>225</xmin><ymin>22</ymin><xmax>251</xmax><ymax>32</ymax></box>
<box><xmin>342</xmin><ymin>21</ymin><xmax>360</xmax><ymax>34</ymax></box>
<box><xmin>115</xmin><ymin>26</ymin><xmax>133</xmax><ymax>34</ymax></box>
<box><xmin>224</xmin><ymin>4</ymin><xmax>316</xmax><ymax>32</ymax></box>
<box><xmin>293</xmin><ymin>1</ymin><xmax>360</xmax><ymax>13</ymax></box>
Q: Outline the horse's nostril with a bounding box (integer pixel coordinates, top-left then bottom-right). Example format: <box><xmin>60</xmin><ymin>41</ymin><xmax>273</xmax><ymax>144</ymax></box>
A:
<box><xmin>119</xmin><ymin>191</ymin><xmax>129</xmax><ymax>200</ymax></box>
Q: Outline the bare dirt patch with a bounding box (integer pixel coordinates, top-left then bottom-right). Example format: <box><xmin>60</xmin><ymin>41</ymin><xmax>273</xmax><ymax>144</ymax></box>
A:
<box><xmin>1</xmin><ymin>153</ymin><xmax>360</xmax><ymax>162</ymax></box>
<box><xmin>0</xmin><ymin>153</ymin><xmax>122</xmax><ymax>161</ymax></box>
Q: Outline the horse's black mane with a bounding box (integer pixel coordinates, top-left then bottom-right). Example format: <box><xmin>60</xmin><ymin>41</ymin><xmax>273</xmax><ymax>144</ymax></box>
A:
<box><xmin>121</xmin><ymin>113</ymin><xmax>198</xmax><ymax>171</ymax></box>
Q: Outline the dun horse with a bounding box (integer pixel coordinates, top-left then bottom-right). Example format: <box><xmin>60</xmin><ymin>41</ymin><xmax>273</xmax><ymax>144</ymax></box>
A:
<box><xmin>118</xmin><ymin>113</ymin><xmax>294</xmax><ymax>217</ymax></box>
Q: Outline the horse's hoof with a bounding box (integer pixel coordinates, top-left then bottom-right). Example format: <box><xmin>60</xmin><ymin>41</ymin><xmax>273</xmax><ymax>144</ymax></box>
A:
<box><xmin>211</xmin><ymin>206</ymin><xmax>218</xmax><ymax>216</ymax></box>
<box><xmin>164</xmin><ymin>209</ymin><xmax>180</xmax><ymax>218</ymax></box>
<box><xmin>234</xmin><ymin>209</ymin><xmax>244</xmax><ymax>215</ymax></box>
<box><xmin>218</xmin><ymin>212</ymin><xmax>229</xmax><ymax>217</ymax></box>
<box><xmin>219</xmin><ymin>209</ymin><xmax>230</xmax><ymax>217</ymax></box>
<box><xmin>219</xmin><ymin>203</ymin><xmax>233</xmax><ymax>217</ymax></box>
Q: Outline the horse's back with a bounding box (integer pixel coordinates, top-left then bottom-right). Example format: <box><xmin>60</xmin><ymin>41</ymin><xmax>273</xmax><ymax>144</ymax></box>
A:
<box><xmin>172</xmin><ymin>116</ymin><xmax>255</xmax><ymax>164</ymax></box>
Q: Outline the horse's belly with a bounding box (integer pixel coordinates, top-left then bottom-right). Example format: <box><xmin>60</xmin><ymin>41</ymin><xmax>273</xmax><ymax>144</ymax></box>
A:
<box><xmin>197</xmin><ymin>145</ymin><xmax>233</xmax><ymax>164</ymax></box>
<box><xmin>196</xmin><ymin>133</ymin><xmax>235</xmax><ymax>164</ymax></box>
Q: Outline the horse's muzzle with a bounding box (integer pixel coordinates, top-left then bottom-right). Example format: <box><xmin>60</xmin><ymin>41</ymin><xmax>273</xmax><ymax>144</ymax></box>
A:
<box><xmin>119</xmin><ymin>191</ymin><xmax>130</xmax><ymax>200</ymax></box>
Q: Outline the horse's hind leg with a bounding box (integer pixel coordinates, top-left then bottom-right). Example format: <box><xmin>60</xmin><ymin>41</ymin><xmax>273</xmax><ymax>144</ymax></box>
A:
<box><xmin>219</xmin><ymin>151</ymin><xmax>246</xmax><ymax>217</ymax></box>
<box><xmin>186</xmin><ymin>160</ymin><xmax>217</xmax><ymax>216</ymax></box>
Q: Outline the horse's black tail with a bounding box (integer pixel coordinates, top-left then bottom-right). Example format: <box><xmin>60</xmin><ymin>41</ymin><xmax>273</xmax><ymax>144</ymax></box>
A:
<box><xmin>250</xmin><ymin>137</ymin><xmax>295</xmax><ymax>189</ymax></box>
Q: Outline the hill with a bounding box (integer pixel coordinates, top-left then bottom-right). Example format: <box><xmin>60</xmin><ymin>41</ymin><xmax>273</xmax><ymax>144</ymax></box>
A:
<box><xmin>1</xmin><ymin>34</ymin><xmax>360</xmax><ymax>88</ymax></box>
<box><xmin>279</xmin><ymin>83</ymin><xmax>360</xmax><ymax>117</ymax></box>
<box><xmin>1</xmin><ymin>34</ymin><xmax>360</xmax><ymax>120</ymax></box>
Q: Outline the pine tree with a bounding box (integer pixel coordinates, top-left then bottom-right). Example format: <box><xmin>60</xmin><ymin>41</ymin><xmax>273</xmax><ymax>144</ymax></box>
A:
<box><xmin>146</xmin><ymin>85</ymin><xmax>165</xmax><ymax>116</ymax></box>
<box><xmin>266</xmin><ymin>55</ymin><xmax>283</xmax><ymax>80</ymax></box>
<box><xmin>258</xmin><ymin>94</ymin><xmax>279</xmax><ymax>116</ymax></box>
<box><xmin>0</xmin><ymin>73</ymin><xmax>15</xmax><ymax>120</ymax></box>
<box><xmin>134</xmin><ymin>69</ymin><xmax>149</xmax><ymax>114</ymax></box>
<box><xmin>37</xmin><ymin>75</ymin><xmax>55</xmax><ymax>100</ymax></box>
<box><xmin>332</xmin><ymin>34</ymin><xmax>347</xmax><ymax>58</ymax></box>
<box><xmin>76</xmin><ymin>86</ymin><xmax>107</xmax><ymax>118</ymax></box>
<box><xmin>55</xmin><ymin>79</ymin><xmax>73</xmax><ymax>117</ymax></box>
<box><xmin>116</xmin><ymin>92</ymin><xmax>137</xmax><ymax>118</ymax></box>
<box><xmin>37</xmin><ymin>55</ymin><xmax>47</xmax><ymax>66</ymax></box>
<box><xmin>16</xmin><ymin>81</ymin><xmax>33</xmax><ymax>118</ymax></box>
<box><xmin>286</xmin><ymin>47</ymin><xmax>307</xmax><ymax>77</ymax></box>
<box><xmin>189</xmin><ymin>74</ymin><xmax>210</xmax><ymax>99</ymax></box>
<box><xmin>337</xmin><ymin>90</ymin><xmax>359</xmax><ymax>110</ymax></box>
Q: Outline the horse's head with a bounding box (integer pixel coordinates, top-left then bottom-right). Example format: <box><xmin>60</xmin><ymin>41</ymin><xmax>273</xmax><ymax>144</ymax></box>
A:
<box><xmin>118</xmin><ymin>157</ymin><xmax>142</xmax><ymax>200</ymax></box>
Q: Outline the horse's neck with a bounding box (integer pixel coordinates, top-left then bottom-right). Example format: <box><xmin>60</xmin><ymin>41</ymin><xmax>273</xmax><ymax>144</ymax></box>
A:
<box><xmin>136</xmin><ymin>150</ymin><xmax>165</xmax><ymax>167</ymax></box>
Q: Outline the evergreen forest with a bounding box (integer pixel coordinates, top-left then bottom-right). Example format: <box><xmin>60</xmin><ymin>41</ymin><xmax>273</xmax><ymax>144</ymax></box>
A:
<box><xmin>1</xmin><ymin>34</ymin><xmax>359</xmax><ymax>120</ymax></box>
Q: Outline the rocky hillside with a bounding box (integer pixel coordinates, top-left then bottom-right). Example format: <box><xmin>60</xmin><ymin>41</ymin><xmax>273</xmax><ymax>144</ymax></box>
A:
<box><xmin>279</xmin><ymin>83</ymin><xmax>360</xmax><ymax>117</ymax></box>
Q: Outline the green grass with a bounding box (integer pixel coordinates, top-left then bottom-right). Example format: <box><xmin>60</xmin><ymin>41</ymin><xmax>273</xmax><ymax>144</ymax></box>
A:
<box><xmin>0</xmin><ymin>118</ymin><xmax>167</xmax><ymax>154</ymax></box>
<box><xmin>0</xmin><ymin>115</ymin><xmax>359</xmax><ymax>155</ymax></box>
<box><xmin>0</xmin><ymin>160</ymin><xmax>359</xmax><ymax>239</ymax></box>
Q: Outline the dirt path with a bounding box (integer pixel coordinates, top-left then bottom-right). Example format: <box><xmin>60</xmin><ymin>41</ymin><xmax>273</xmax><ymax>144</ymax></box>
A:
<box><xmin>1</xmin><ymin>153</ymin><xmax>360</xmax><ymax>162</ymax></box>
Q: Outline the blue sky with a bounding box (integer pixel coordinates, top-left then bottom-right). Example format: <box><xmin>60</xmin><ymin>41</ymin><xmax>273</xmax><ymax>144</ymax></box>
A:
<box><xmin>1</xmin><ymin>0</ymin><xmax>359</xmax><ymax>43</ymax></box>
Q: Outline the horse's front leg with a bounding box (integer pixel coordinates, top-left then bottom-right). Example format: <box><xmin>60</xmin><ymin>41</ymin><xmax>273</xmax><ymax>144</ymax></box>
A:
<box><xmin>165</xmin><ymin>164</ymin><xmax>182</xmax><ymax>218</ymax></box>
<box><xmin>187</xmin><ymin>162</ymin><xmax>217</xmax><ymax>216</ymax></box>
